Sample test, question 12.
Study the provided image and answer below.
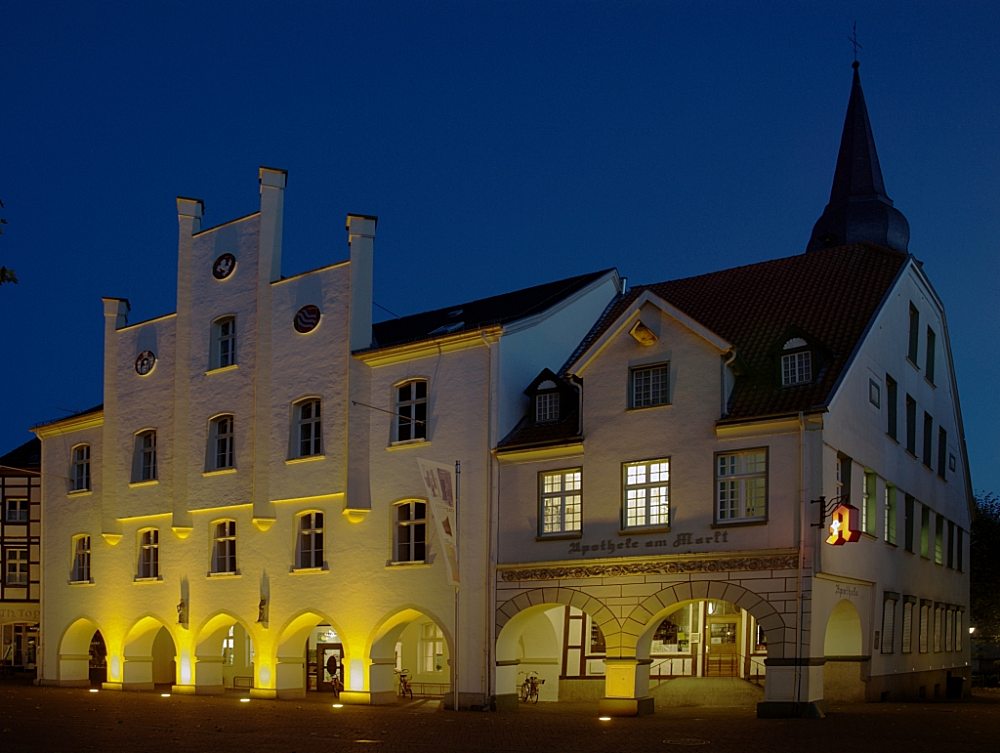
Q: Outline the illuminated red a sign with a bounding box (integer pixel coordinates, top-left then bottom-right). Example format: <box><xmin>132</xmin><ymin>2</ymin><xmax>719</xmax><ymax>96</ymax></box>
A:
<box><xmin>826</xmin><ymin>502</ymin><xmax>862</xmax><ymax>545</ymax></box>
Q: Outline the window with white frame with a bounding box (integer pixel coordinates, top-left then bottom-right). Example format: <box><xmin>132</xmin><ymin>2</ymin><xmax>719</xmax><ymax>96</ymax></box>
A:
<box><xmin>881</xmin><ymin>594</ymin><xmax>897</xmax><ymax>654</ymax></box>
<box><xmin>4</xmin><ymin>498</ymin><xmax>28</xmax><ymax>524</ymax></box>
<box><xmin>781</xmin><ymin>338</ymin><xmax>812</xmax><ymax>386</ymax></box>
<box><xmin>901</xmin><ymin>597</ymin><xmax>914</xmax><ymax>653</ymax></box>
<box><xmin>72</xmin><ymin>535</ymin><xmax>92</xmax><ymax>582</ymax></box>
<box><xmin>933</xmin><ymin>604</ymin><xmax>943</xmax><ymax>652</ymax></box>
<box><xmin>395</xmin><ymin>380</ymin><xmax>427</xmax><ymax>442</ymax></box>
<box><xmin>4</xmin><ymin>548</ymin><xmax>28</xmax><ymax>586</ymax></box>
<box><xmin>539</xmin><ymin>468</ymin><xmax>582</xmax><ymax>535</ymax></box>
<box><xmin>212</xmin><ymin>520</ymin><xmax>237</xmax><ymax>574</ymax></box>
<box><xmin>715</xmin><ymin>449</ymin><xmax>767</xmax><ymax>523</ymax></box>
<box><xmin>918</xmin><ymin>600</ymin><xmax>930</xmax><ymax>653</ymax></box>
<box><xmin>535</xmin><ymin>391</ymin><xmax>560</xmax><ymax>423</ymax></box>
<box><xmin>207</xmin><ymin>415</ymin><xmax>235</xmax><ymax>470</ymax></box>
<box><xmin>862</xmin><ymin>471</ymin><xmax>877</xmax><ymax>536</ymax></box>
<box><xmin>297</xmin><ymin>512</ymin><xmax>324</xmax><ymax>569</ymax></box>
<box><xmin>292</xmin><ymin>398</ymin><xmax>323</xmax><ymax>458</ymax></box>
<box><xmin>211</xmin><ymin>315</ymin><xmax>237</xmax><ymax>369</ymax></box>
<box><xmin>623</xmin><ymin>459</ymin><xmax>670</xmax><ymax>529</ymax></box>
<box><xmin>394</xmin><ymin>500</ymin><xmax>426</xmax><ymax>563</ymax></box>
<box><xmin>71</xmin><ymin>444</ymin><xmax>91</xmax><ymax>491</ymax></box>
<box><xmin>884</xmin><ymin>485</ymin><xmax>897</xmax><ymax>545</ymax></box>
<box><xmin>137</xmin><ymin>528</ymin><xmax>159</xmax><ymax>579</ymax></box>
<box><xmin>420</xmin><ymin>622</ymin><xmax>445</xmax><ymax>673</ymax></box>
<box><xmin>629</xmin><ymin>363</ymin><xmax>669</xmax><ymax>408</ymax></box>
<box><xmin>132</xmin><ymin>430</ymin><xmax>157</xmax><ymax>482</ymax></box>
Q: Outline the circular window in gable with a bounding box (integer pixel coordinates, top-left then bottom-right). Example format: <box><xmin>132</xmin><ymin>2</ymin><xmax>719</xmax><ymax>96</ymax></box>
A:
<box><xmin>294</xmin><ymin>305</ymin><xmax>322</xmax><ymax>334</ymax></box>
<box><xmin>135</xmin><ymin>350</ymin><xmax>157</xmax><ymax>376</ymax></box>
<box><xmin>212</xmin><ymin>253</ymin><xmax>237</xmax><ymax>280</ymax></box>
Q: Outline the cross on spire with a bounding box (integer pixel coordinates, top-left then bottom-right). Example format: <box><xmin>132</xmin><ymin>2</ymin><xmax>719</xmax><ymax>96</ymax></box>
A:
<box><xmin>849</xmin><ymin>22</ymin><xmax>863</xmax><ymax>64</ymax></box>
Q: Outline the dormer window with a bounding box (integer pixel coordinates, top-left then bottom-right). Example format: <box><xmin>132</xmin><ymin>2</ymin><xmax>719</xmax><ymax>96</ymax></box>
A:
<box><xmin>535</xmin><ymin>391</ymin><xmax>560</xmax><ymax>423</ymax></box>
<box><xmin>781</xmin><ymin>338</ymin><xmax>812</xmax><ymax>386</ymax></box>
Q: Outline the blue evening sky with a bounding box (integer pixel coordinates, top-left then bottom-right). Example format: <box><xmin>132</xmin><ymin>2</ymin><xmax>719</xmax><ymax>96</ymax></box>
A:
<box><xmin>2</xmin><ymin>1</ymin><xmax>998</xmax><ymax>495</ymax></box>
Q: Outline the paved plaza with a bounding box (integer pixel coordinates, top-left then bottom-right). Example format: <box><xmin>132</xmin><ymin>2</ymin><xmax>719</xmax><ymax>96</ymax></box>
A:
<box><xmin>2</xmin><ymin>682</ymin><xmax>999</xmax><ymax>753</ymax></box>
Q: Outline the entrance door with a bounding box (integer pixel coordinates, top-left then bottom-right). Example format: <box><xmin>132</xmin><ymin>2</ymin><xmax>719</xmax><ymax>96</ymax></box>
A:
<box><xmin>704</xmin><ymin>616</ymin><xmax>740</xmax><ymax>677</ymax></box>
<box><xmin>318</xmin><ymin>642</ymin><xmax>343</xmax><ymax>693</ymax></box>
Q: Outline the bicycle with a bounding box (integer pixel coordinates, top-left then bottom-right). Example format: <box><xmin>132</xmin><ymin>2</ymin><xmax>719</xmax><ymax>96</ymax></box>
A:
<box><xmin>395</xmin><ymin>669</ymin><xmax>413</xmax><ymax>699</ymax></box>
<box><xmin>518</xmin><ymin>671</ymin><xmax>543</xmax><ymax>703</ymax></box>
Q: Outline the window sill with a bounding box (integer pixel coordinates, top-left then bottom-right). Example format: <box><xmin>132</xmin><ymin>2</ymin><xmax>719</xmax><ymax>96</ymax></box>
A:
<box><xmin>68</xmin><ymin>579</ymin><xmax>95</xmax><ymax>586</ymax></box>
<box><xmin>202</xmin><ymin>467</ymin><xmax>237</xmax><ymax>477</ymax></box>
<box><xmin>626</xmin><ymin>403</ymin><xmax>671</xmax><ymax>412</ymax></box>
<box><xmin>133</xmin><ymin>576</ymin><xmax>163</xmax><ymax>583</ymax></box>
<box><xmin>286</xmin><ymin>454</ymin><xmax>326</xmax><ymax>465</ymax></box>
<box><xmin>711</xmin><ymin>518</ymin><xmax>767</xmax><ymax>527</ymax></box>
<box><xmin>289</xmin><ymin>565</ymin><xmax>329</xmax><ymax>575</ymax></box>
<box><xmin>386</xmin><ymin>560</ymin><xmax>430</xmax><ymax>569</ymax></box>
<box><xmin>206</xmin><ymin>364</ymin><xmax>239</xmax><ymax>376</ymax></box>
<box><xmin>620</xmin><ymin>525</ymin><xmax>670</xmax><ymax>535</ymax></box>
<box><xmin>536</xmin><ymin>532</ymin><xmax>582</xmax><ymax>542</ymax></box>
<box><xmin>129</xmin><ymin>480</ymin><xmax>159</xmax><ymax>488</ymax></box>
<box><xmin>208</xmin><ymin>570</ymin><xmax>241</xmax><ymax>579</ymax></box>
<box><xmin>387</xmin><ymin>438</ymin><xmax>429</xmax><ymax>451</ymax></box>
<box><xmin>68</xmin><ymin>489</ymin><xmax>93</xmax><ymax>498</ymax></box>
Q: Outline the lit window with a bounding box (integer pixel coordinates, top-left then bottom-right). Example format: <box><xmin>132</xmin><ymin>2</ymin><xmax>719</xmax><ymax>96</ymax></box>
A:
<box><xmin>72</xmin><ymin>535</ymin><xmax>91</xmax><ymax>582</ymax></box>
<box><xmin>394</xmin><ymin>500</ymin><xmax>426</xmax><ymax>563</ymax></box>
<box><xmin>212</xmin><ymin>520</ymin><xmax>237</xmax><ymax>574</ymax></box>
<box><xmin>539</xmin><ymin>469</ymin><xmax>582</xmax><ymax>535</ymax></box>
<box><xmin>292</xmin><ymin>398</ymin><xmax>323</xmax><ymax>458</ymax></box>
<box><xmin>4</xmin><ymin>499</ymin><xmax>28</xmax><ymax>524</ymax></box>
<box><xmin>4</xmin><ymin>548</ymin><xmax>28</xmax><ymax>586</ymax></box>
<box><xmin>132</xmin><ymin>430</ymin><xmax>157</xmax><ymax>482</ymax></box>
<box><xmin>781</xmin><ymin>341</ymin><xmax>812</xmax><ymax>386</ymax></box>
<box><xmin>623</xmin><ymin>459</ymin><xmax>669</xmax><ymax>529</ymax></box>
<box><xmin>207</xmin><ymin>415</ymin><xmax>235</xmax><ymax>470</ymax></box>
<box><xmin>716</xmin><ymin>449</ymin><xmax>767</xmax><ymax>523</ymax></box>
<box><xmin>71</xmin><ymin>444</ymin><xmax>91</xmax><ymax>491</ymax></box>
<box><xmin>297</xmin><ymin>512</ymin><xmax>324</xmax><ymax>569</ymax></box>
<box><xmin>420</xmin><ymin>622</ymin><xmax>445</xmax><ymax>673</ymax></box>
<box><xmin>395</xmin><ymin>380</ymin><xmax>427</xmax><ymax>442</ymax></box>
<box><xmin>629</xmin><ymin>364</ymin><xmax>669</xmax><ymax>408</ymax></box>
<box><xmin>211</xmin><ymin>315</ymin><xmax>237</xmax><ymax>369</ymax></box>
<box><xmin>137</xmin><ymin>528</ymin><xmax>159</xmax><ymax>579</ymax></box>
<box><xmin>535</xmin><ymin>392</ymin><xmax>560</xmax><ymax>423</ymax></box>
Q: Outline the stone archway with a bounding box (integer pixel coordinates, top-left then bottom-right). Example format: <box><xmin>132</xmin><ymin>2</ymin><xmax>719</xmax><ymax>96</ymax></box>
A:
<box><xmin>57</xmin><ymin>617</ymin><xmax>103</xmax><ymax>687</ymax></box>
<box><xmin>272</xmin><ymin>610</ymin><xmax>338</xmax><ymax>699</ymax></box>
<box><xmin>369</xmin><ymin>607</ymin><xmax>452</xmax><ymax>705</ymax></box>
<box><xmin>193</xmin><ymin>612</ymin><xmax>255</xmax><ymax>695</ymax></box>
<box><xmin>121</xmin><ymin>616</ymin><xmax>177</xmax><ymax>691</ymax></box>
<box><xmin>823</xmin><ymin>599</ymin><xmax>865</xmax><ymax>702</ymax></box>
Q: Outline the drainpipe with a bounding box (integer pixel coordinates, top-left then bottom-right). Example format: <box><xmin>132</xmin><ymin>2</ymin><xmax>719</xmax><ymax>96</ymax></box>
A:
<box><xmin>795</xmin><ymin>411</ymin><xmax>806</xmax><ymax>706</ymax></box>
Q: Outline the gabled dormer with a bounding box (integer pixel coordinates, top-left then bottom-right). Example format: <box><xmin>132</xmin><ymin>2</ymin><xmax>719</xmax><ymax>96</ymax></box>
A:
<box><xmin>496</xmin><ymin>369</ymin><xmax>582</xmax><ymax>453</ymax></box>
<box><xmin>773</xmin><ymin>330</ymin><xmax>830</xmax><ymax>389</ymax></box>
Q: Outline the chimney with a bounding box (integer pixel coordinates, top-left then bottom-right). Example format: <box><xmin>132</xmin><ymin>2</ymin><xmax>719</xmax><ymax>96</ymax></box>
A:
<box><xmin>347</xmin><ymin>213</ymin><xmax>377</xmax><ymax>351</ymax></box>
<box><xmin>258</xmin><ymin>167</ymin><xmax>287</xmax><ymax>283</ymax></box>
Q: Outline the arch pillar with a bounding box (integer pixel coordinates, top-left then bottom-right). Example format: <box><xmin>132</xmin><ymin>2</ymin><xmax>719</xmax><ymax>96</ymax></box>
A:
<box><xmin>121</xmin><ymin>655</ymin><xmax>155</xmax><ymax>691</ymax></box>
<box><xmin>57</xmin><ymin>653</ymin><xmax>91</xmax><ymax>687</ymax></box>
<box><xmin>193</xmin><ymin>655</ymin><xmax>225</xmax><ymax>695</ymax></box>
<box><xmin>366</xmin><ymin>656</ymin><xmax>396</xmax><ymax>705</ymax></box>
<box><xmin>274</xmin><ymin>654</ymin><xmax>306</xmax><ymax>699</ymax></box>
<box><xmin>599</xmin><ymin>656</ymin><xmax>654</xmax><ymax>716</ymax></box>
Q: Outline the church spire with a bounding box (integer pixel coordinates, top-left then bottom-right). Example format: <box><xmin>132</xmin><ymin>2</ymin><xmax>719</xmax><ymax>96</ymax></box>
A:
<box><xmin>806</xmin><ymin>62</ymin><xmax>910</xmax><ymax>253</ymax></box>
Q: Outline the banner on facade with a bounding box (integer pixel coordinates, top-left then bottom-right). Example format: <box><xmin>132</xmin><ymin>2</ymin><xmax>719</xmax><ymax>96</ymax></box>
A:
<box><xmin>417</xmin><ymin>458</ymin><xmax>459</xmax><ymax>586</ymax></box>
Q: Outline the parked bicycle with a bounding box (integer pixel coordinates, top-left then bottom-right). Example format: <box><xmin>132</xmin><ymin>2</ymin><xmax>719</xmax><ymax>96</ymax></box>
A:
<box><xmin>518</xmin><ymin>671</ymin><xmax>544</xmax><ymax>703</ymax></box>
<box><xmin>395</xmin><ymin>668</ymin><xmax>413</xmax><ymax>699</ymax></box>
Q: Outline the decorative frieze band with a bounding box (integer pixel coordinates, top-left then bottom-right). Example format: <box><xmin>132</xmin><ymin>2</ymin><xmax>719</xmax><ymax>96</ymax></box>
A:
<box><xmin>499</xmin><ymin>553</ymin><xmax>799</xmax><ymax>582</ymax></box>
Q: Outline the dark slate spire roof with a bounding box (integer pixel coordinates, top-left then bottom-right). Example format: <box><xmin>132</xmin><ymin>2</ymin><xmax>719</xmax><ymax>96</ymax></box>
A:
<box><xmin>807</xmin><ymin>62</ymin><xmax>910</xmax><ymax>253</ymax></box>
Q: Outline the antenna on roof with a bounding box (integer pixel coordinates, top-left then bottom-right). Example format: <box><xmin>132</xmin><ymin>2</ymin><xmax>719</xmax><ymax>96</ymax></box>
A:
<box><xmin>849</xmin><ymin>21</ymin><xmax>863</xmax><ymax>66</ymax></box>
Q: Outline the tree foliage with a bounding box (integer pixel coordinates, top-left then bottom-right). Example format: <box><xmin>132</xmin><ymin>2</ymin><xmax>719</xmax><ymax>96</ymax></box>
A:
<box><xmin>972</xmin><ymin>491</ymin><xmax>1000</xmax><ymax>641</ymax></box>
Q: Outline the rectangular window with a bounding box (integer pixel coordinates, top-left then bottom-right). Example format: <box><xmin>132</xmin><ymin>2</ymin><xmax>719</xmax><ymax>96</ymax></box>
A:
<box><xmin>137</xmin><ymin>529</ymin><xmax>159</xmax><ymax>579</ymax></box>
<box><xmin>947</xmin><ymin>520</ymin><xmax>955</xmax><ymax>569</ymax></box>
<box><xmin>904</xmin><ymin>494</ymin><xmax>914</xmax><ymax>552</ymax></box>
<box><xmin>957</xmin><ymin>527</ymin><xmax>964</xmax><ymax>571</ymax></box>
<box><xmin>901</xmin><ymin>598</ymin><xmax>914</xmax><ymax>653</ymax></box>
<box><xmin>862</xmin><ymin>471</ymin><xmax>877</xmax><ymax>536</ymax></box>
<box><xmin>884</xmin><ymin>485</ymin><xmax>897</xmax><ymax>545</ymax></box>
<box><xmin>212</xmin><ymin>520</ymin><xmax>237</xmax><ymax>574</ymax></box>
<box><xmin>211</xmin><ymin>316</ymin><xmax>237</xmax><ymax>370</ymax></box>
<box><xmin>208</xmin><ymin>415</ymin><xmax>235</xmax><ymax>470</ymax></box>
<box><xmin>937</xmin><ymin>427</ymin><xmax>947</xmax><ymax>480</ymax></box>
<box><xmin>925</xmin><ymin>326</ymin><xmax>936</xmax><ymax>383</ymax></box>
<box><xmin>955</xmin><ymin>610</ymin><xmax>964</xmax><ymax>652</ymax></box>
<box><xmin>394</xmin><ymin>501</ymin><xmax>426</xmax><ymax>563</ymax></box>
<box><xmin>908</xmin><ymin>303</ymin><xmax>920</xmax><ymax>364</ymax></box>
<box><xmin>922</xmin><ymin>412</ymin><xmax>933</xmax><ymax>467</ymax></box>
<box><xmin>945</xmin><ymin>608</ymin><xmax>954</xmax><ymax>652</ymax></box>
<box><xmin>868</xmin><ymin>378</ymin><xmax>881</xmax><ymax>407</ymax></box>
<box><xmin>420</xmin><ymin>622</ymin><xmax>444</xmax><ymax>673</ymax></box>
<box><xmin>920</xmin><ymin>504</ymin><xmax>930</xmax><ymax>558</ymax></box>
<box><xmin>933</xmin><ymin>605</ymin><xmax>943</xmax><ymax>652</ymax></box>
<box><xmin>4</xmin><ymin>499</ymin><xmax>28</xmax><ymax>524</ymax></box>
<box><xmin>881</xmin><ymin>594</ymin><xmax>897</xmax><ymax>654</ymax></box>
<box><xmin>535</xmin><ymin>392</ymin><xmax>560</xmax><ymax>423</ymax></box>
<box><xmin>298</xmin><ymin>512</ymin><xmax>324</xmax><ymax>569</ymax></box>
<box><xmin>919</xmin><ymin>601</ymin><xmax>930</xmax><ymax>653</ymax></box>
<box><xmin>396</xmin><ymin>380</ymin><xmax>427</xmax><ymax>442</ymax></box>
<box><xmin>72</xmin><ymin>535</ymin><xmax>92</xmax><ymax>582</ymax></box>
<box><xmin>629</xmin><ymin>363</ymin><xmax>669</xmax><ymax>408</ymax></box>
<box><xmin>71</xmin><ymin>444</ymin><xmax>91</xmax><ymax>491</ymax></box>
<box><xmin>540</xmin><ymin>469</ymin><xmax>582</xmax><ymax>535</ymax></box>
<box><xmin>623</xmin><ymin>459</ymin><xmax>670</xmax><ymax>528</ymax></box>
<box><xmin>715</xmin><ymin>449</ymin><xmax>767</xmax><ymax>523</ymax></box>
<box><xmin>781</xmin><ymin>351</ymin><xmax>812</xmax><ymax>386</ymax></box>
<box><xmin>905</xmin><ymin>395</ymin><xmax>917</xmax><ymax>454</ymax></box>
<box><xmin>132</xmin><ymin>430</ymin><xmax>157</xmax><ymax>482</ymax></box>
<box><xmin>4</xmin><ymin>548</ymin><xmax>28</xmax><ymax>586</ymax></box>
<box><xmin>886</xmin><ymin>374</ymin><xmax>898</xmax><ymax>440</ymax></box>
<box><xmin>293</xmin><ymin>399</ymin><xmax>323</xmax><ymax>457</ymax></box>
<box><xmin>934</xmin><ymin>515</ymin><xmax>944</xmax><ymax>565</ymax></box>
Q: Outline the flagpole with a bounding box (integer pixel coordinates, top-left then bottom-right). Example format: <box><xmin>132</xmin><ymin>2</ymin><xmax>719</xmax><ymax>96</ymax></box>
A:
<box><xmin>453</xmin><ymin>459</ymin><xmax>461</xmax><ymax>711</ymax></box>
